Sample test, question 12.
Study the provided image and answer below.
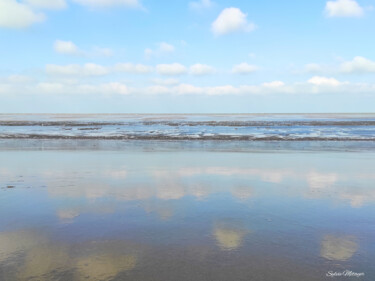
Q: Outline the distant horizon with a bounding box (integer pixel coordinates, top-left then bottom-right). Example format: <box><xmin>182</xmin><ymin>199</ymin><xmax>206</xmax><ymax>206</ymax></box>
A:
<box><xmin>1</xmin><ymin>112</ymin><xmax>375</xmax><ymax>115</ymax></box>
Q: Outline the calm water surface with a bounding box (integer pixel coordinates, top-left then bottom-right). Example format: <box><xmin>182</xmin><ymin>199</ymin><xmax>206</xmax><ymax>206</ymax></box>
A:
<box><xmin>0</xmin><ymin>143</ymin><xmax>374</xmax><ymax>280</ymax></box>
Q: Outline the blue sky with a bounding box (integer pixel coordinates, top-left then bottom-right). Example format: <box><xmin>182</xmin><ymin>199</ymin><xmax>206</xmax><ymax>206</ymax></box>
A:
<box><xmin>0</xmin><ymin>0</ymin><xmax>375</xmax><ymax>113</ymax></box>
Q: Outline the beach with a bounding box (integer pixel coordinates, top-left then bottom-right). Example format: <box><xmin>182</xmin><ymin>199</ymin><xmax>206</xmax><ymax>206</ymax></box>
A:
<box><xmin>0</xmin><ymin>115</ymin><xmax>374</xmax><ymax>280</ymax></box>
<box><xmin>2</xmin><ymin>0</ymin><xmax>375</xmax><ymax>278</ymax></box>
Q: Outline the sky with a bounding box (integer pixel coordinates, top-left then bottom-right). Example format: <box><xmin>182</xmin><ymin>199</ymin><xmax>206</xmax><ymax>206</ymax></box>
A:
<box><xmin>0</xmin><ymin>0</ymin><xmax>375</xmax><ymax>113</ymax></box>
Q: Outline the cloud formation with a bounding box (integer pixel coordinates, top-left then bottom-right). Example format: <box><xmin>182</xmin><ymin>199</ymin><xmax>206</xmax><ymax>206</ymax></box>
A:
<box><xmin>44</xmin><ymin>62</ymin><xmax>218</xmax><ymax>77</ymax></box>
<box><xmin>54</xmin><ymin>40</ymin><xmax>80</xmax><ymax>55</ymax></box>
<box><xmin>308</xmin><ymin>76</ymin><xmax>342</xmax><ymax>86</ymax></box>
<box><xmin>54</xmin><ymin>40</ymin><xmax>113</xmax><ymax>57</ymax></box>
<box><xmin>46</xmin><ymin>63</ymin><xmax>109</xmax><ymax>76</ymax></box>
<box><xmin>341</xmin><ymin>56</ymin><xmax>375</xmax><ymax>73</ymax></box>
<box><xmin>115</xmin><ymin>63</ymin><xmax>153</xmax><ymax>74</ymax></box>
<box><xmin>0</xmin><ymin>0</ymin><xmax>141</xmax><ymax>29</ymax></box>
<box><xmin>325</xmin><ymin>0</ymin><xmax>364</xmax><ymax>17</ymax></box>
<box><xmin>190</xmin><ymin>64</ymin><xmax>216</xmax><ymax>75</ymax></box>
<box><xmin>0</xmin><ymin>0</ymin><xmax>45</xmax><ymax>28</ymax></box>
<box><xmin>304</xmin><ymin>56</ymin><xmax>375</xmax><ymax>75</ymax></box>
<box><xmin>156</xmin><ymin>63</ymin><xmax>187</xmax><ymax>76</ymax></box>
<box><xmin>36</xmin><ymin>81</ymin><xmax>130</xmax><ymax>95</ymax></box>
<box><xmin>145</xmin><ymin>42</ymin><xmax>175</xmax><ymax>58</ymax></box>
<box><xmin>262</xmin><ymin>81</ymin><xmax>285</xmax><ymax>88</ymax></box>
<box><xmin>232</xmin><ymin>63</ymin><xmax>258</xmax><ymax>74</ymax></box>
<box><xmin>2</xmin><ymin>72</ymin><xmax>375</xmax><ymax>97</ymax></box>
<box><xmin>212</xmin><ymin>7</ymin><xmax>256</xmax><ymax>36</ymax></box>
<box><xmin>46</xmin><ymin>62</ymin><xmax>153</xmax><ymax>77</ymax></box>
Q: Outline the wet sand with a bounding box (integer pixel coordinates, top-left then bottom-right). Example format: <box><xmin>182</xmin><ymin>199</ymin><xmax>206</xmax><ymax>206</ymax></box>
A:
<box><xmin>0</xmin><ymin>140</ymin><xmax>374</xmax><ymax>280</ymax></box>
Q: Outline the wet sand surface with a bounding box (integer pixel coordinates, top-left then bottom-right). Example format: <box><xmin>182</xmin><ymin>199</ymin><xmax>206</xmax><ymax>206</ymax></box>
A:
<box><xmin>0</xmin><ymin>140</ymin><xmax>374</xmax><ymax>280</ymax></box>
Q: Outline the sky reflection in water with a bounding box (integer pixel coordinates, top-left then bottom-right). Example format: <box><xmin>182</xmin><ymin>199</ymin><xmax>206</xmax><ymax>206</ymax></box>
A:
<box><xmin>0</xmin><ymin>149</ymin><xmax>374</xmax><ymax>280</ymax></box>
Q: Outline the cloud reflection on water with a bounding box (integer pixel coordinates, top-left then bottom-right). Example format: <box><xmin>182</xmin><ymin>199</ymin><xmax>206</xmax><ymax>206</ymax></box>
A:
<box><xmin>321</xmin><ymin>235</ymin><xmax>358</xmax><ymax>261</ymax></box>
<box><xmin>0</xmin><ymin>230</ymin><xmax>138</xmax><ymax>281</ymax></box>
<box><xmin>213</xmin><ymin>221</ymin><xmax>250</xmax><ymax>251</ymax></box>
<box><xmin>1</xmin><ymin>150</ymin><xmax>374</xmax><ymax>280</ymax></box>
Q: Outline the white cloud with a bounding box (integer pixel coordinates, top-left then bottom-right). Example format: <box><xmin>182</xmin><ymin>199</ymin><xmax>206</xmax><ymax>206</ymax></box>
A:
<box><xmin>190</xmin><ymin>64</ymin><xmax>216</xmax><ymax>75</ymax></box>
<box><xmin>0</xmin><ymin>0</ymin><xmax>141</xmax><ymax>28</ymax></box>
<box><xmin>144</xmin><ymin>42</ymin><xmax>175</xmax><ymax>58</ymax></box>
<box><xmin>46</xmin><ymin>63</ymin><xmax>109</xmax><ymax>76</ymax></box>
<box><xmin>174</xmin><ymin>84</ymin><xmax>205</xmax><ymax>95</ymax></box>
<box><xmin>341</xmin><ymin>56</ymin><xmax>375</xmax><ymax>73</ymax></box>
<box><xmin>114</xmin><ymin>63</ymin><xmax>153</xmax><ymax>74</ymax></box>
<box><xmin>147</xmin><ymin>83</ymin><xmax>240</xmax><ymax>96</ymax></box>
<box><xmin>308</xmin><ymin>76</ymin><xmax>342</xmax><ymax>86</ymax></box>
<box><xmin>189</xmin><ymin>0</ymin><xmax>213</xmax><ymax>11</ymax></box>
<box><xmin>156</xmin><ymin>63</ymin><xmax>187</xmax><ymax>76</ymax></box>
<box><xmin>24</xmin><ymin>0</ymin><xmax>67</xmax><ymax>10</ymax></box>
<box><xmin>0</xmin><ymin>0</ymin><xmax>45</xmax><ymax>28</ymax></box>
<box><xmin>325</xmin><ymin>0</ymin><xmax>364</xmax><ymax>17</ymax></box>
<box><xmin>36</xmin><ymin>82</ymin><xmax>130</xmax><ymax>95</ymax></box>
<box><xmin>303</xmin><ymin>57</ymin><xmax>375</xmax><ymax>75</ymax></box>
<box><xmin>54</xmin><ymin>40</ymin><xmax>113</xmax><ymax>57</ymax></box>
<box><xmin>146</xmin><ymin>83</ymin><xmax>279</xmax><ymax>96</ymax></box>
<box><xmin>36</xmin><ymin>82</ymin><xmax>65</xmax><ymax>94</ymax></box>
<box><xmin>262</xmin><ymin>81</ymin><xmax>285</xmax><ymax>88</ymax></box>
<box><xmin>206</xmin><ymin>85</ymin><xmax>241</xmax><ymax>95</ymax></box>
<box><xmin>146</xmin><ymin>85</ymin><xmax>171</xmax><ymax>95</ymax></box>
<box><xmin>2</xmin><ymin>78</ymin><xmax>375</xmax><ymax>97</ymax></box>
<box><xmin>54</xmin><ymin>40</ymin><xmax>80</xmax><ymax>55</ymax></box>
<box><xmin>163</xmin><ymin>79</ymin><xmax>367</xmax><ymax>96</ymax></box>
<box><xmin>147</xmin><ymin>84</ymin><xmax>253</xmax><ymax>96</ymax></box>
<box><xmin>95</xmin><ymin>82</ymin><xmax>129</xmax><ymax>95</ymax></box>
<box><xmin>46</xmin><ymin>62</ymin><xmax>153</xmax><ymax>77</ymax></box>
<box><xmin>212</xmin><ymin>7</ymin><xmax>256</xmax><ymax>36</ymax></box>
<box><xmin>71</xmin><ymin>0</ymin><xmax>140</xmax><ymax>8</ymax></box>
<box><xmin>232</xmin><ymin>63</ymin><xmax>258</xmax><ymax>74</ymax></box>
<box><xmin>75</xmin><ymin>63</ymin><xmax>109</xmax><ymax>76</ymax></box>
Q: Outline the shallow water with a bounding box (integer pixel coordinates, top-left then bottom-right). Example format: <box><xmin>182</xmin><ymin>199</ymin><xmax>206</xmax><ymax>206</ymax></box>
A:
<box><xmin>1</xmin><ymin>114</ymin><xmax>375</xmax><ymax>140</ymax></box>
<box><xmin>0</xmin><ymin>143</ymin><xmax>374</xmax><ymax>280</ymax></box>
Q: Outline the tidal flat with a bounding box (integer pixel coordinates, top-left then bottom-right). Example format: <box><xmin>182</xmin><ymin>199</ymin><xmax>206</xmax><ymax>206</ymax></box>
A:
<box><xmin>0</xmin><ymin>140</ymin><xmax>374</xmax><ymax>280</ymax></box>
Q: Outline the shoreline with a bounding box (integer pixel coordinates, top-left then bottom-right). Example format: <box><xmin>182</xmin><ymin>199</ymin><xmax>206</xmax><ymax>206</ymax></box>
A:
<box><xmin>1</xmin><ymin>139</ymin><xmax>374</xmax><ymax>152</ymax></box>
<box><xmin>0</xmin><ymin>134</ymin><xmax>375</xmax><ymax>141</ymax></box>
